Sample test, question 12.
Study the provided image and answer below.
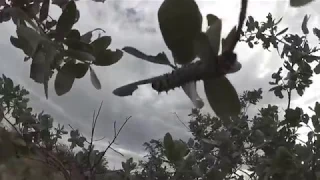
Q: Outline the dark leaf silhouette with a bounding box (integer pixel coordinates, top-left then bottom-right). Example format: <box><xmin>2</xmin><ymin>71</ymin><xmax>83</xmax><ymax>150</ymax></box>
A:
<box><xmin>91</xmin><ymin>36</ymin><xmax>112</xmax><ymax>53</ymax></box>
<box><xmin>64</xmin><ymin>39</ymin><xmax>94</xmax><ymax>54</ymax></box>
<box><xmin>74</xmin><ymin>63</ymin><xmax>89</xmax><ymax>79</ymax></box>
<box><xmin>9</xmin><ymin>36</ymin><xmax>24</xmax><ymax>50</ymax></box>
<box><xmin>65</xmin><ymin>49</ymin><xmax>95</xmax><ymax>62</ymax></box>
<box><xmin>314</xmin><ymin>63</ymin><xmax>320</xmax><ymax>74</ymax></box>
<box><xmin>276</xmin><ymin>28</ymin><xmax>288</xmax><ymax>36</ymax></box>
<box><xmin>157</xmin><ymin>0</ymin><xmax>202</xmax><ymax>64</ymax></box>
<box><xmin>16</xmin><ymin>25</ymin><xmax>43</xmax><ymax>56</ymax></box>
<box><xmin>313</xmin><ymin>28</ymin><xmax>320</xmax><ymax>40</ymax></box>
<box><xmin>301</xmin><ymin>14</ymin><xmax>310</xmax><ymax>34</ymax></box>
<box><xmin>81</xmin><ymin>28</ymin><xmax>106</xmax><ymax>43</ymax></box>
<box><xmin>30</xmin><ymin>51</ymin><xmax>47</xmax><ymax>84</ymax></box>
<box><xmin>54</xmin><ymin>62</ymin><xmax>76</xmax><ymax>96</ymax></box>
<box><xmin>0</xmin><ymin>104</ymin><xmax>3</xmax><ymax>122</ymax></box>
<box><xmin>122</xmin><ymin>46</ymin><xmax>171</xmax><ymax>65</ymax></box>
<box><xmin>206</xmin><ymin>14</ymin><xmax>219</xmax><ymax>27</ymax></box>
<box><xmin>222</xmin><ymin>27</ymin><xmax>237</xmax><ymax>53</ymax></box>
<box><xmin>94</xmin><ymin>49</ymin><xmax>123</xmax><ymax>66</ymax></box>
<box><xmin>205</xmin><ymin>15</ymin><xmax>222</xmax><ymax>56</ymax></box>
<box><xmin>204</xmin><ymin>77</ymin><xmax>241</xmax><ymax>117</ymax></box>
<box><xmin>52</xmin><ymin>0</ymin><xmax>69</xmax><ymax>8</ymax></box>
<box><xmin>8</xmin><ymin>7</ymin><xmax>39</xmax><ymax>30</ymax></box>
<box><xmin>67</xmin><ymin>29</ymin><xmax>81</xmax><ymax>40</ymax></box>
<box><xmin>113</xmin><ymin>83</ymin><xmax>139</xmax><ymax>96</ymax></box>
<box><xmin>30</xmin><ymin>43</ymin><xmax>57</xmax><ymax>98</ymax></box>
<box><xmin>55</xmin><ymin>0</ymin><xmax>78</xmax><ymax>41</ymax></box>
<box><xmin>290</xmin><ymin>0</ymin><xmax>314</xmax><ymax>7</ymax></box>
<box><xmin>40</xmin><ymin>0</ymin><xmax>50</xmax><ymax>22</ymax></box>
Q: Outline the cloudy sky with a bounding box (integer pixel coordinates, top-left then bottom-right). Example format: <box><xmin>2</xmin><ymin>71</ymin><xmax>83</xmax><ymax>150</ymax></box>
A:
<box><xmin>1</xmin><ymin>0</ymin><xmax>320</xmax><ymax>169</ymax></box>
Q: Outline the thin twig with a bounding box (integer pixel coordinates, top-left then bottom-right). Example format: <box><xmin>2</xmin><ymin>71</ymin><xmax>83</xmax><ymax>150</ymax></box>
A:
<box><xmin>3</xmin><ymin>116</ymin><xmax>22</xmax><ymax>137</ymax></box>
<box><xmin>287</xmin><ymin>89</ymin><xmax>292</xmax><ymax>110</ymax></box>
<box><xmin>87</xmin><ymin>101</ymin><xmax>103</xmax><ymax>166</ymax></box>
<box><xmin>91</xmin><ymin>116</ymin><xmax>132</xmax><ymax>170</ymax></box>
<box><xmin>173</xmin><ymin>112</ymin><xmax>190</xmax><ymax>131</ymax></box>
<box><xmin>94</xmin><ymin>136</ymin><xmax>107</xmax><ymax>142</ymax></box>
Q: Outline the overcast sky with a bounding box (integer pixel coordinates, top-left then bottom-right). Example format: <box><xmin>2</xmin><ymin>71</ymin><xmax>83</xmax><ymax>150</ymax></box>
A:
<box><xmin>1</xmin><ymin>0</ymin><xmax>320</xmax><ymax>169</ymax></box>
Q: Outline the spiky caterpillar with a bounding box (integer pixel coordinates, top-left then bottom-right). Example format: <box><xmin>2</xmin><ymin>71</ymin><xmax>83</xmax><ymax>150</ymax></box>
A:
<box><xmin>151</xmin><ymin>52</ymin><xmax>239</xmax><ymax>92</ymax></box>
<box><xmin>113</xmin><ymin>51</ymin><xmax>240</xmax><ymax>96</ymax></box>
<box><xmin>113</xmin><ymin>0</ymin><xmax>247</xmax><ymax>97</ymax></box>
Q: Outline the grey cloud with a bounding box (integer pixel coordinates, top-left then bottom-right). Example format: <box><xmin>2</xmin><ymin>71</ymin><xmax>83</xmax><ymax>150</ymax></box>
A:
<box><xmin>80</xmin><ymin>0</ymin><xmax>158</xmax><ymax>34</ymax></box>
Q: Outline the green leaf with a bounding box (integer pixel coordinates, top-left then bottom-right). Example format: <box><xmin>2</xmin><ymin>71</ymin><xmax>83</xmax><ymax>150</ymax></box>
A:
<box><xmin>81</xmin><ymin>28</ymin><xmax>106</xmax><ymax>43</ymax></box>
<box><xmin>10</xmin><ymin>36</ymin><xmax>24</xmax><ymax>49</ymax></box>
<box><xmin>270</xmin><ymin>85</ymin><xmax>284</xmax><ymax>98</ymax></box>
<box><xmin>0</xmin><ymin>104</ymin><xmax>4</xmax><ymax>122</ymax></box>
<box><xmin>67</xmin><ymin>29</ymin><xmax>81</xmax><ymax>40</ymax></box>
<box><xmin>205</xmin><ymin>15</ymin><xmax>222</xmax><ymax>56</ymax></box>
<box><xmin>55</xmin><ymin>0</ymin><xmax>77</xmax><ymax>41</ymax></box>
<box><xmin>204</xmin><ymin>77</ymin><xmax>241</xmax><ymax>118</ymax></box>
<box><xmin>301</xmin><ymin>14</ymin><xmax>310</xmax><ymax>34</ymax></box>
<box><xmin>30</xmin><ymin>50</ymin><xmax>47</xmax><ymax>83</ymax></box>
<box><xmin>54</xmin><ymin>62</ymin><xmax>76</xmax><ymax>96</ymax></box>
<box><xmin>8</xmin><ymin>7</ymin><xmax>39</xmax><ymax>31</ymax></box>
<box><xmin>16</xmin><ymin>25</ymin><xmax>44</xmax><ymax>56</ymax></box>
<box><xmin>302</xmin><ymin>114</ymin><xmax>309</xmax><ymax>124</ymax></box>
<box><xmin>65</xmin><ymin>49</ymin><xmax>95</xmax><ymax>62</ymax></box>
<box><xmin>314</xmin><ymin>102</ymin><xmax>320</xmax><ymax>116</ymax></box>
<box><xmin>163</xmin><ymin>132</ymin><xmax>176</xmax><ymax>161</ymax></box>
<box><xmin>30</xmin><ymin>42</ymin><xmax>57</xmax><ymax>99</ymax></box>
<box><xmin>313</xmin><ymin>28</ymin><xmax>320</xmax><ymax>40</ymax></box>
<box><xmin>122</xmin><ymin>46</ymin><xmax>171</xmax><ymax>65</ymax></box>
<box><xmin>91</xmin><ymin>36</ymin><xmax>112</xmax><ymax>53</ymax></box>
<box><xmin>193</xmin><ymin>33</ymin><xmax>214</xmax><ymax>62</ymax></box>
<box><xmin>64</xmin><ymin>39</ymin><xmax>94</xmax><ymax>54</ymax></box>
<box><xmin>182</xmin><ymin>81</ymin><xmax>204</xmax><ymax>109</ymax></box>
<box><xmin>173</xmin><ymin>140</ymin><xmax>189</xmax><ymax>160</ymax></box>
<box><xmin>206</xmin><ymin>14</ymin><xmax>219</xmax><ymax>27</ymax></box>
<box><xmin>314</xmin><ymin>62</ymin><xmax>320</xmax><ymax>74</ymax></box>
<box><xmin>290</xmin><ymin>0</ymin><xmax>314</xmax><ymax>7</ymax></box>
<box><xmin>30</xmin><ymin>45</ymin><xmax>55</xmax><ymax>97</ymax></box>
<box><xmin>74</xmin><ymin>63</ymin><xmax>89</xmax><ymax>79</ymax></box>
<box><xmin>57</xmin><ymin>60</ymin><xmax>89</xmax><ymax>79</ymax></box>
<box><xmin>89</xmin><ymin>66</ymin><xmax>101</xmax><ymax>90</ymax></box>
<box><xmin>305</xmin><ymin>55</ymin><xmax>319</xmax><ymax>63</ymax></box>
<box><xmin>113</xmin><ymin>83</ymin><xmax>139</xmax><ymax>96</ymax></box>
<box><xmin>158</xmin><ymin>0</ymin><xmax>202</xmax><ymax>64</ymax></box>
<box><xmin>81</xmin><ymin>31</ymin><xmax>93</xmax><ymax>43</ymax></box>
<box><xmin>308</xmin><ymin>131</ymin><xmax>314</xmax><ymax>141</ymax></box>
<box><xmin>39</xmin><ymin>0</ymin><xmax>50</xmax><ymax>22</ymax></box>
<box><xmin>276</xmin><ymin>27</ymin><xmax>288</xmax><ymax>36</ymax></box>
<box><xmin>94</xmin><ymin>49</ymin><xmax>123</xmax><ymax>66</ymax></box>
<box><xmin>222</xmin><ymin>26</ymin><xmax>237</xmax><ymax>53</ymax></box>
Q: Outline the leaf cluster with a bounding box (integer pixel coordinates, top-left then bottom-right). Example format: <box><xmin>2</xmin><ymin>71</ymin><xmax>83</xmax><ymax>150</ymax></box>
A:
<box><xmin>1</xmin><ymin>0</ymin><xmax>123</xmax><ymax>98</ymax></box>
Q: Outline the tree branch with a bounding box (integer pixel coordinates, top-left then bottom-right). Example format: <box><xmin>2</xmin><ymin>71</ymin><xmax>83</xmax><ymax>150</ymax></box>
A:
<box><xmin>91</xmin><ymin>116</ymin><xmax>131</xmax><ymax>171</ymax></box>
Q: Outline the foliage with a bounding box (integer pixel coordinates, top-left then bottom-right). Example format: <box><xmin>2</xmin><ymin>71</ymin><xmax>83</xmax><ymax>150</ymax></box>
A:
<box><xmin>0</xmin><ymin>75</ymin><xmax>126</xmax><ymax>180</ymax></box>
<box><xmin>0</xmin><ymin>0</ymin><xmax>122</xmax><ymax>98</ymax></box>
